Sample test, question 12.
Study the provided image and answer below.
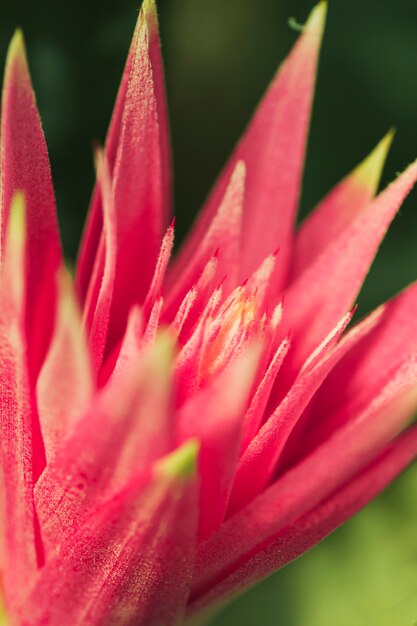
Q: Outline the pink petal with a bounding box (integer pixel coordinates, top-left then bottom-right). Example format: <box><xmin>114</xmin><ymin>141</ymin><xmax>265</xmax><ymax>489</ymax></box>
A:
<box><xmin>76</xmin><ymin>0</ymin><xmax>171</xmax><ymax>306</ymax></box>
<box><xmin>192</xmin><ymin>358</ymin><xmax>417</xmax><ymax>605</ymax></box>
<box><xmin>177</xmin><ymin>348</ymin><xmax>260</xmax><ymax>540</ymax></box>
<box><xmin>35</xmin><ymin>334</ymin><xmax>175</xmax><ymax>558</ymax></box>
<box><xmin>281</xmin><ymin>160</ymin><xmax>417</xmax><ymax>375</ymax></box>
<box><xmin>37</xmin><ymin>269</ymin><xmax>93</xmax><ymax>463</ymax></box>
<box><xmin>0</xmin><ymin>195</ymin><xmax>39</xmax><ymax>606</ymax></box>
<box><xmin>240</xmin><ymin>337</ymin><xmax>290</xmax><ymax>453</ymax></box>
<box><xmin>174</xmin><ymin>288</ymin><xmax>224</xmax><ymax>407</ymax></box>
<box><xmin>292</xmin><ymin>130</ymin><xmax>394</xmax><ymax>279</ymax></box>
<box><xmin>76</xmin><ymin>1</ymin><xmax>171</xmax><ymax>357</ymax></box>
<box><xmin>102</xmin><ymin>305</ymin><xmax>145</xmax><ymax>385</ymax></box>
<box><xmin>289</xmin><ymin>281</ymin><xmax>417</xmax><ymax>463</ymax></box>
<box><xmin>106</xmin><ymin>1</ymin><xmax>172</xmax><ymax>350</ymax></box>
<box><xmin>169</xmin><ymin>2</ymin><xmax>327</xmax><ymax>300</ymax></box>
<box><xmin>164</xmin><ymin>161</ymin><xmax>246</xmax><ymax>320</ymax></box>
<box><xmin>24</xmin><ymin>443</ymin><xmax>198</xmax><ymax>626</ymax></box>
<box><xmin>83</xmin><ymin>149</ymin><xmax>117</xmax><ymax>375</ymax></box>
<box><xmin>169</xmin><ymin>253</ymin><xmax>220</xmax><ymax>344</ymax></box>
<box><xmin>143</xmin><ymin>296</ymin><xmax>164</xmax><ymax>345</ymax></box>
<box><xmin>1</xmin><ymin>31</ymin><xmax>62</xmax><ymax>381</ymax></box>
<box><xmin>188</xmin><ymin>426</ymin><xmax>417</xmax><ymax>614</ymax></box>
<box><xmin>228</xmin><ymin>309</ymin><xmax>381</xmax><ymax>513</ymax></box>
<box><xmin>144</xmin><ymin>219</ymin><xmax>175</xmax><ymax>317</ymax></box>
<box><xmin>245</xmin><ymin>250</ymin><xmax>279</xmax><ymax>312</ymax></box>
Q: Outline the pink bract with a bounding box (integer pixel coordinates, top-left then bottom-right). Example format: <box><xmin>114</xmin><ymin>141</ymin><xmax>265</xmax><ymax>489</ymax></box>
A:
<box><xmin>1</xmin><ymin>1</ymin><xmax>417</xmax><ymax>624</ymax></box>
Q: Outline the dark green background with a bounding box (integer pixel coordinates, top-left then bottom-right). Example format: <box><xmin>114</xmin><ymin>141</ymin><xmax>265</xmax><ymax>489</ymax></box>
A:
<box><xmin>1</xmin><ymin>1</ymin><xmax>417</xmax><ymax>624</ymax></box>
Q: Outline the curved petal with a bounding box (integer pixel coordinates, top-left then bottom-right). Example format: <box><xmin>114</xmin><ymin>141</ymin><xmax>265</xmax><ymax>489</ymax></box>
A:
<box><xmin>188</xmin><ymin>426</ymin><xmax>417</xmax><ymax>615</ymax></box>
<box><xmin>168</xmin><ymin>2</ymin><xmax>327</xmax><ymax>299</ymax></box>
<box><xmin>292</xmin><ymin>130</ymin><xmax>394</xmax><ymax>279</ymax></box>
<box><xmin>24</xmin><ymin>444</ymin><xmax>198</xmax><ymax>626</ymax></box>
<box><xmin>1</xmin><ymin>31</ymin><xmax>62</xmax><ymax>381</ymax></box>
<box><xmin>76</xmin><ymin>0</ymin><xmax>171</xmax><ymax>307</ymax></box>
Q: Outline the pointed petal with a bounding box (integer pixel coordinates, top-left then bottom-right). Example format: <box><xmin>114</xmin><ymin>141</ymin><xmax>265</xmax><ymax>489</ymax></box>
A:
<box><xmin>144</xmin><ymin>220</ymin><xmax>175</xmax><ymax>316</ymax></box>
<box><xmin>144</xmin><ymin>296</ymin><xmax>164</xmax><ymax>344</ymax></box>
<box><xmin>174</xmin><ymin>288</ymin><xmax>223</xmax><ymax>407</ymax></box>
<box><xmin>177</xmin><ymin>348</ymin><xmax>260</xmax><ymax>540</ymax></box>
<box><xmin>170</xmin><ymin>2</ymin><xmax>327</xmax><ymax>298</ymax></box>
<box><xmin>240</xmin><ymin>337</ymin><xmax>290</xmax><ymax>452</ymax></box>
<box><xmin>83</xmin><ymin>149</ymin><xmax>117</xmax><ymax>374</ymax></box>
<box><xmin>76</xmin><ymin>0</ymin><xmax>171</xmax><ymax>306</ymax></box>
<box><xmin>35</xmin><ymin>334</ymin><xmax>174</xmax><ymax>558</ymax></box>
<box><xmin>228</xmin><ymin>309</ymin><xmax>380</xmax><ymax>513</ymax></box>
<box><xmin>105</xmin><ymin>2</ymin><xmax>172</xmax><ymax>349</ymax></box>
<box><xmin>37</xmin><ymin>268</ymin><xmax>93</xmax><ymax>463</ymax></box>
<box><xmin>103</xmin><ymin>305</ymin><xmax>145</xmax><ymax>384</ymax></box>
<box><xmin>294</xmin><ymin>281</ymin><xmax>417</xmax><ymax>460</ymax></box>
<box><xmin>189</xmin><ymin>426</ymin><xmax>417</xmax><ymax>614</ymax></box>
<box><xmin>245</xmin><ymin>250</ymin><xmax>279</xmax><ymax>312</ymax></box>
<box><xmin>192</xmin><ymin>359</ymin><xmax>417</xmax><ymax>605</ymax></box>
<box><xmin>23</xmin><ymin>442</ymin><xmax>198</xmax><ymax>626</ymax></box>
<box><xmin>282</xmin><ymin>160</ymin><xmax>417</xmax><ymax>372</ymax></box>
<box><xmin>170</xmin><ymin>286</ymin><xmax>198</xmax><ymax>339</ymax></box>
<box><xmin>167</xmin><ymin>253</ymin><xmax>219</xmax><ymax>344</ymax></box>
<box><xmin>0</xmin><ymin>195</ymin><xmax>38</xmax><ymax>604</ymax></box>
<box><xmin>1</xmin><ymin>31</ymin><xmax>62</xmax><ymax>380</ymax></box>
<box><xmin>164</xmin><ymin>161</ymin><xmax>245</xmax><ymax>319</ymax></box>
<box><xmin>292</xmin><ymin>130</ymin><xmax>394</xmax><ymax>278</ymax></box>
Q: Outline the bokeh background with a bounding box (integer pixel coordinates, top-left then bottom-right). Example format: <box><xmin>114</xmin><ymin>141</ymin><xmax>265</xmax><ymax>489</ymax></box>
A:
<box><xmin>1</xmin><ymin>1</ymin><xmax>417</xmax><ymax>624</ymax></box>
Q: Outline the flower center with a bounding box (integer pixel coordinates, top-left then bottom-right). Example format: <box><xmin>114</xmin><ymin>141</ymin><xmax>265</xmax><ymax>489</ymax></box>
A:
<box><xmin>199</xmin><ymin>287</ymin><xmax>259</xmax><ymax>381</ymax></box>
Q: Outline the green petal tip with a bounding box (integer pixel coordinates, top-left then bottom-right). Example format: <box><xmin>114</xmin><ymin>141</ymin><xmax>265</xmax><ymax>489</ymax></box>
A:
<box><xmin>6</xmin><ymin>29</ymin><xmax>27</xmax><ymax>70</ymax></box>
<box><xmin>306</xmin><ymin>1</ymin><xmax>328</xmax><ymax>34</ymax></box>
<box><xmin>355</xmin><ymin>129</ymin><xmax>395</xmax><ymax>192</ymax></box>
<box><xmin>159</xmin><ymin>440</ymin><xmax>200</xmax><ymax>480</ymax></box>
<box><xmin>289</xmin><ymin>2</ymin><xmax>327</xmax><ymax>36</ymax></box>
<box><xmin>8</xmin><ymin>191</ymin><xmax>26</xmax><ymax>244</ymax></box>
<box><xmin>141</xmin><ymin>0</ymin><xmax>158</xmax><ymax>31</ymax></box>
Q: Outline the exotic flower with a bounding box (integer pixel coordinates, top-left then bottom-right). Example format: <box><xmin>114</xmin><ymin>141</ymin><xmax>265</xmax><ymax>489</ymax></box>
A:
<box><xmin>1</xmin><ymin>1</ymin><xmax>417</xmax><ymax>624</ymax></box>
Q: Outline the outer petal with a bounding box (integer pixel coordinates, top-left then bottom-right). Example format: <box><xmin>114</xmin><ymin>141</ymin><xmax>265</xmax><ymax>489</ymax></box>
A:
<box><xmin>192</xmin><ymin>360</ymin><xmax>417</xmax><ymax>606</ymax></box>
<box><xmin>76</xmin><ymin>0</ymin><xmax>171</xmax><ymax>305</ymax></box>
<box><xmin>76</xmin><ymin>1</ymin><xmax>171</xmax><ymax>357</ymax></box>
<box><xmin>240</xmin><ymin>337</ymin><xmax>290</xmax><ymax>452</ymax></box>
<box><xmin>170</xmin><ymin>253</ymin><xmax>218</xmax><ymax>343</ymax></box>
<box><xmin>228</xmin><ymin>310</ymin><xmax>378</xmax><ymax>513</ymax></box>
<box><xmin>281</xmin><ymin>160</ymin><xmax>417</xmax><ymax>376</ymax></box>
<box><xmin>35</xmin><ymin>334</ymin><xmax>174</xmax><ymax>558</ymax></box>
<box><xmin>292</xmin><ymin>130</ymin><xmax>393</xmax><ymax>279</ymax></box>
<box><xmin>164</xmin><ymin>162</ymin><xmax>245</xmax><ymax>321</ymax></box>
<box><xmin>188</xmin><ymin>426</ymin><xmax>417</xmax><ymax>615</ymax></box>
<box><xmin>288</xmin><ymin>281</ymin><xmax>417</xmax><ymax>464</ymax></box>
<box><xmin>83</xmin><ymin>149</ymin><xmax>117</xmax><ymax>374</ymax></box>
<box><xmin>36</xmin><ymin>268</ymin><xmax>93</xmax><ymax>463</ymax></box>
<box><xmin>168</xmin><ymin>2</ymin><xmax>327</xmax><ymax>299</ymax></box>
<box><xmin>144</xmin><ymin>220</ymin><xmax>175</xmax><ymax>317</ymax></box>
<box><xmin>0</xmin><ymin>195</ymin><xmax>38</xmax><ymax>607</ymax></box>
<box><xmin>177</xmin><ymin>347</ymin><xmax>260</xmax><ymax>540</ymax></box>
<box><xmin>22</xmin><ymin>443</ymin><xmax>198</xmax><ymax>626</ymax></box>
<box><xmin>1</xmin><ymin>31</ymin><xmax>62</xmax><ymax>381</ymax></box>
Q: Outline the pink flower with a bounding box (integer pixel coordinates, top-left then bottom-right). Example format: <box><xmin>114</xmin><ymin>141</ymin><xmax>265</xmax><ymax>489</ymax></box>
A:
<box><xmin>1</xmin><ymin>1</ymin><xmax>417</xmax><ymax>624</ymax></box>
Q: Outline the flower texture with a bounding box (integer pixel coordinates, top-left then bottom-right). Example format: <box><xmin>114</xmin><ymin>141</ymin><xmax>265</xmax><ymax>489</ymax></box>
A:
<box><xmin>1</xmin><ymin>1</ymin><xmax>417</xmax><ymax>625</ymax></box>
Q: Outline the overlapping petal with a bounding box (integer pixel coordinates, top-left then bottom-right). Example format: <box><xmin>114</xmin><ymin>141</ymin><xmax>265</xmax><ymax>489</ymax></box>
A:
<box><xmin>0</xmin><ymin>2</ymin><xmax>417</xmax><ymax>625</ymax></box>
<box><xmin>1</xmin><ymin>32</ymin><xmax>62</xmax><ymax>382</ymax></box>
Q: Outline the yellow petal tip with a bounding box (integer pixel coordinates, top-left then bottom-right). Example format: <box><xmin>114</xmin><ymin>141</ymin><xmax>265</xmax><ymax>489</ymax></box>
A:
<box><xmin>306</xmin><ymin>1</ymin><xmax>328</xmax><ymax>35</ymax></box>
<box><xmin>5</xmin><ymin>29</ymin><xmax>27</xmax><ymax>72</ymax></box>
<box><xmin>355</xmin><ymin>129</ymin><xmax>395</xmax><ymax>193</ymax></box>
<box><xmin>8</xmin><ymin>191</ymin><xmax>26</xmax><ymax>244</ymax></box>
<box><xmin>141</xmin><ymin>0</ymin><xmax>158</xmax><ymax>32</ymax></box>
<box><xmin>159</xmin><ymin>440</ymin><xmax>200</xmax><ymax>480</ymax></box>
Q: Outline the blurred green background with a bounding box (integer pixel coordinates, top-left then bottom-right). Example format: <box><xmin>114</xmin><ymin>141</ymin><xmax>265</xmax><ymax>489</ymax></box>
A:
<box><xmin>1</xmin><ymin>0</ymin><xmax>417</xmax><ymax>624</ymax></box>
